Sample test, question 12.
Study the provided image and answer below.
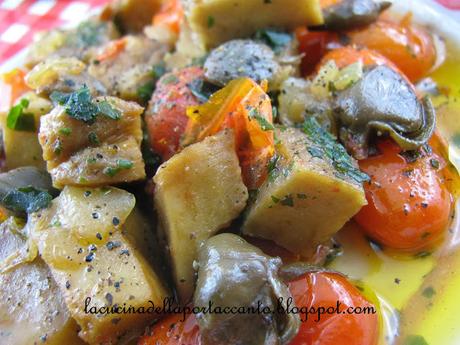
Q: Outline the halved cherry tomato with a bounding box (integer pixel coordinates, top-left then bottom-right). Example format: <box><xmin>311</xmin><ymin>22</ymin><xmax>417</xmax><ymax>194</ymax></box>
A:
<box><xmin>95</xmin><ymin>38</ymin><xmax>127</xmax><ymax>62</ymax></box>
<box><xmin>347</xmin><ymin>16</ymin><xmax>437</xmax><ymax>82</ymax></box>
<box><xmin>288</xmin><ymin>272</ymin><xmax>379</xmax><ymax>345</ymax></box>
<box><xmin>138</xmin><ymin>311</ymin><xmax>201</xmax><ymax>345</ymax></box>
<box><xmin>139</xmin><ymin>272</ymin><xmax>379</xmax><ymax>345</ymax></box>
<box><xmin>183</xmin><ymin>78</ymin><xmax>275</xmax><ymax>189</ymax></box>
<box><xmin>145</xmin><ymin>67</ymin><xmax>204</xmax><ymax>161</ymax></box>
<box><xmin>355</xmin><ymin>139</ymin><xmax>453</xmax><ymax>252</ymax></box>
<box><xmin>295</xmin><ymin>27</ymin><xmax>339</xmax><ymax>76</ymax></box>
<box><xmin>0</xmin><ymin>68</ymin><xmax>29</xmax><ymax>112</ymax></box>
<box><xmin>152</xmin><ymin>0</ymin><xmax>184</xmax><ymax>35</ymax></box>
<box><xmin>318</xmin><ymin>46</ymin><xmax>399</xmax><ymax>72</ymax></box>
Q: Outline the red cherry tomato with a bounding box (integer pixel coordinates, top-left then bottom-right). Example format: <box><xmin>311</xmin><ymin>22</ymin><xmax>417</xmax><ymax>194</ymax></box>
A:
<box><xmin>139</xmin><ymin>273</ymin><xmax>379</xmax><ymax>345</ymax></box>
<box><xmin>355</xmin><ymin>139</ymin><xmax>453</xmax><ymax>251</ymax></box>
<box><xmin>145</xmin><ymin>67</ymin><xmax>204</xmax><ymax>161</ymax></box>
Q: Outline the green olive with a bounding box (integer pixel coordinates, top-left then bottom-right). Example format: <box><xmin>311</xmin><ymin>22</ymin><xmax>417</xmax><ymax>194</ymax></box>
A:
<box><xmin>193</xmin><ymin>233</ymin><xmax>300</xmax><ymax>345</ymax></box>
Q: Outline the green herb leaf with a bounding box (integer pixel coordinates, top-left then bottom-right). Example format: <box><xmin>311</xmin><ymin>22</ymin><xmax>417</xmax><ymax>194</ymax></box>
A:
<box><xmin>6</xmin><ymin>98</ymin><xmax>36</xmax><ymax>132</ymax></box>
<box><xmin>422</xmin><ymin>286</ymin><xmax>436</xmax><ymax>298</ymax></box>
<box><xmin>255</xmin><ymin>29</ymin><xmax>292</xmax><ymax>52</ymax></box>
<box><xmin>207</xmin><ymin>16</ymin><xmax>215</xmax><ymax>28</ymax></box>
<box><xmin>2</xmin><ymin>186</ymin><xmax>52</xmax><ymax>214</ymax></box>
<box><xmin>302</xmin><ymin>117</ymin><xmax>370</xmax><ymax>184</ymax></box>
<box><xmin>75</xmin><ymin>21</ymin><xmax>107</xmax><ymax>47</ymax></box>
<box><xmin>137</xmin><ymin>81</ymin><xmax>156</xmax><ymax>104</ymax></box>
<box><xmin>187</xmin><ymin>78</ymin><xmax>219</xmax><ymax>103</ymax></box>
<box><xmin>98</xmin><ymin>100</ymin><xmax>121</xmax><ymax>120</ymax></box>
<box><xmin>255</xmin><ymin>116</ymin><xmax>274</xmax><ymax>131</ymax></box>
<box><xmin>88</xmin><ymin>132</ymin><xmax>100</xmax><ymax>145</ymax></box>
<box><xmin>103</xmin><ymin>159</ymin><xmax>134</xmax><ymax>177</ymax></box>
<box><xmin>51</xmin><ymin>87</ymin><xmax>121</xmax><ymax>123</ymax></box>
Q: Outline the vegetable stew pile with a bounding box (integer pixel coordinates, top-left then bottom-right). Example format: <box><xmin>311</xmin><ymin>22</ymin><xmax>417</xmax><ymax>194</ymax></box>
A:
<box><xmin>0</xmin><ymin>0</ymin><xmax>457</xmax><ymax>344</ymax></box>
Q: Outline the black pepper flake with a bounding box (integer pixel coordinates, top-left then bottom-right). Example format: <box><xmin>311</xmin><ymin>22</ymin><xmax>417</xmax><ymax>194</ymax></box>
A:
<box><xmin>85</xmin><ymin>252</ymin><xmax>95</xmax><ymax>262</ymax></box>
<box><xmin>65</xmin><ymin>281</ymin><xmax>71</xmax><ymax>289</ymax></box>
<box><xmin>105</xmin><ymin>293</ymin><xmax>113</xmax><ymax>306</ymax></box>
<box><xmin>92</xmin><ymin>212</ymin><xmax>99</xmax><ymax>219</ymax></box>
<box><xmin>120</xmin><ymin>249</ymin><xmax>130</xmax><ymax>256</ymax></box>
<box><xmin>40</xmin><ymin>334</ymin><xmax>47</xmax><ymax>343</ymax></box>
<box><xmin>430</xmin><ymin>159</ymin><xmax>440</xmax><ymax>169</ymax></box>
<box><xmin>394</xmin><ymin>278</ymin><xmax>401</xmax><ymax>284</ymax></box>
<box><xmin>96</xmin><ymin>233</ymin><xmax>102</xmax><ymax>240</ymax></box>
<box><xmin>112</xmin><ymin>217</ymin><xmax>120</xmax><ymax>226</ymax></box>
<box><xmin>106</xmin><ymin>241</ymin><xmax>121</xmax><ymax>251</ymax></box>
<box><xmin>84</xmin><ymin>191</ymin><xmax>91</xmax><ymax>197</ymax></box>
<box><xmin>88</xmin><ymin>244</ymin><xmax>97</xmax><ymax>252</ymax></box>
<box><xmin>421</xmin><ymin>202</ymin><xmax>429</xmax><ymax>208</ymax></box>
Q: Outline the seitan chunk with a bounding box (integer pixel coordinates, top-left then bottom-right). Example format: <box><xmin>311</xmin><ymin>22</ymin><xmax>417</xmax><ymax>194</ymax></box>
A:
<box><xmin>243</xmin><ymin>124</ymin><xmax>367</xmax><ymax>258</ymax></box>
<box><xmin>153</xmin><ymin>130</ymin><xmax>248</xmax><ymax>302</ymax></box>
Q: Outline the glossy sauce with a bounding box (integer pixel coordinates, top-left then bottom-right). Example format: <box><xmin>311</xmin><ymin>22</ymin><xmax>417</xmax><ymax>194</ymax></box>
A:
<box><xmin>330</xmin><ymin>40</ymin><xmax>460</xmax><ymax>345</ymax></box>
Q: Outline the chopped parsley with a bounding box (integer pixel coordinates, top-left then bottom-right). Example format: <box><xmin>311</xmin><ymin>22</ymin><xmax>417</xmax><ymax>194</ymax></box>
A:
<box><xmin>255</xmin><ymin>29</ymin><xmax>292</xmax><ymax>52</ymax></box>
<box><xmin>422</xmin><ymin>286</ymin><xmax>436</xmax><ymax>299</ymax></box>
<box><xmin>6</xmin><ymin>98</ymin><xmax>36</xmax><ymax>132</ymax></box>
<box><xmin>137</xmin><ymin>63</ymin><xmax>167</xmax><ymax>103</ymax></box>
<box><xmin>301</xmin><ymin>117</ymin><xmax>370</xmax><ymax>184</ymax></box>
<box><xmin>88</xmin><ymin>132</ymin><xmax>100</xmax><ymax>145</ymax></box>
<box><xmin>58</xmin><ymin>127</ymin><xmax>72</xmax><ymax>136</ymax></box>
<box><xmin>2</xmin><ymin>186</ymin><xmax>52</xmax><ymax>214</ymax></box>
<box><xmin>207</xmin><ymin>16</ymin><xmax>215</xmax><ymax>28</ymax></box>
<box><xmin>187</xmin><ymin>78</ymin><xmax>220</xmax><ymax>103</ymax></box>
<box><xmin>280</xmin><ymin>194</ymin><xmax>294</xmax><ymax>207</ymax></box>
<box><xmin>74</xmin><ymin>21</ymin><xmax>107</xmax><ymax>47</ymax></box>
<box><xmin>51</xmin><ymin>86</ymin><xmax>120</xmax><ymax>123</ymax></box>
<box><xmin>103</xmin><ymin>159</ymin><xmax>134</xmax><ymax>177</ymax></box>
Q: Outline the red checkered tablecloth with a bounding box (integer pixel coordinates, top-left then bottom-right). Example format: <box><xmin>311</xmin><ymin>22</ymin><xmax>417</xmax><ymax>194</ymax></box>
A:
<box><xmin>0</xmin><ymin>0</ymin><xmax>459</xmax><ymax>69</ymax></box>
<box><xmin>0</xmin><ymin>0</ymin><xmax>110</xmax><ymax>64</ymax></box>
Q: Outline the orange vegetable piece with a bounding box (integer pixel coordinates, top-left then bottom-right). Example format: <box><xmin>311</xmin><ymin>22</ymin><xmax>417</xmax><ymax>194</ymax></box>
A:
<box><xmin>184</xmin><ymin>78</ymin><xmax>275</xmax><ymax>189</ymax></box>
<box><xmin>0</xmin><ymin>68</ymin><xmax>29</xmax><ymax>112</ymax></box>
<box><xmin>152</xmin><ymin>0</ymin><xmax>184</xmax><ymax>35</ymax></box>
<box><xmin>95</xmin><ymin>38</ymin><xmax>127</xmax><ymax>62</ymax></box>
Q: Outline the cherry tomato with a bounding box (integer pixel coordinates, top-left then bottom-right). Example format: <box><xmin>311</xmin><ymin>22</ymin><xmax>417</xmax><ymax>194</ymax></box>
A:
<box><xmin>318</xmin><ymin>46</ymin><xmax>399</xmax><ymax>72</ymax></box>
<box><xmin>139</xmin><ymin>273</ymin><xmax>379</xmax><ymax>345</ymax></box>
<box><xmin>295</xmin><ymin>27</ymin><xmax>339</xmax><ymax>76</ymax></box>
<box><xmin>145</xmin><ymin>67</ymin><xmax>204</xmax><ymax>161</ymax></box>
<box><xmin>288</xmin><ymin>272</ymin><xmax>379</xmax><ymax>345</ymax></box>
<box><xmin>347</xmin><ymin>17</ymin><xmax>437</xmax><ymax>82</ymax></box>
<box><xmin>355</xmin><ymin>139</ymin><xmax>453</xmax><ymax>251</ymax></box>
<box><xmin>138</xmin><ymin>311</ymin><xmax>201</xmax><ymax>345</ymax></box>
<box><xmin>183</xmin><ymin>78</ymin><xmax>275</xmax><ymax>189</ymax></box>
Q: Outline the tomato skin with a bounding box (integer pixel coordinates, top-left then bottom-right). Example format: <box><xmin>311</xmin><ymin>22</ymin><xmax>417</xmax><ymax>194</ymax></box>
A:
<box><xmin>139</xmin><ymin>273</ymin><xmax>379</xmax><ymax>345</ymax></box>
<box><xmin>319</xmin><ymin>46</ymin><xmax>399</xmax><ymax>72</ymax></box>
<box><xmin>288</xmin><ymin>272</ymin><xmax>379</xmax><ymax>345</ymax></box>
<box><xmin>145</xmin><ymin>67</ymin><xmax>204</xmax><ymax>161</ymax></box>
<box><xmin>295</xmin><ymin>27</ymin><xmax>339</xmax><ymax>76</ymax></box>
<box><xmin>138</xmin><ymin>312</ymin><xmax>201</xmax><ymax>345</ymax></box>
<box><xmin>348</xmin><ymin>18</ymin><xmax>437</xmax><ymax>82</ymax></box>
<box><xmin>355</xmin><ymin>139</ymin><xmax>453</xmax><ymax>251</ymax></box>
